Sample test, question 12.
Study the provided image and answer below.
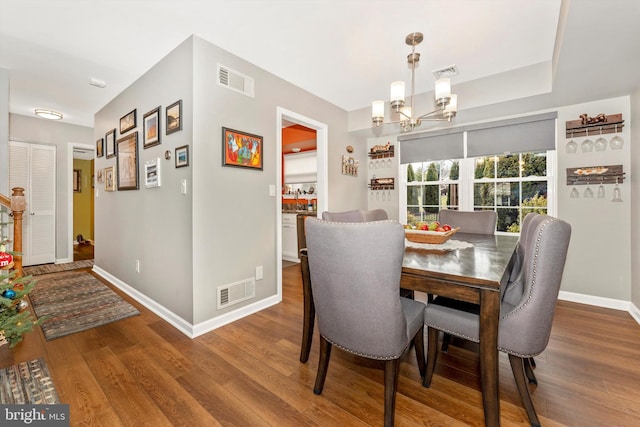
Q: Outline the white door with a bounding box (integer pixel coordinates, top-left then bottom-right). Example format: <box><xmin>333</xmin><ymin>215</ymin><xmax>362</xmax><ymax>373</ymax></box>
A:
<box><xmin>9</xmin><ymin>141</ymin><xmax>56</xmax><ymax>266</ymax></box>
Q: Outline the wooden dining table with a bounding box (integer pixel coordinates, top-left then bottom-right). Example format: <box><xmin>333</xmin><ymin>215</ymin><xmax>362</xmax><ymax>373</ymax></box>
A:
<box><xmin>299</xmin><ymin>232</ymin><xmax>519</xmax><ymax>427</ymax></box>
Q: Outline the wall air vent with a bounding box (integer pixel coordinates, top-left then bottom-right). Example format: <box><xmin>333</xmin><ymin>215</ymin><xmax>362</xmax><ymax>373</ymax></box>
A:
<box><xmin>217</xmin><ymin>277</ymin><xmax>256</xmax><ymax>309</ymax></box>
<box><xmin>217</xmin><ymin>64</ymin><xmax>255</xmax><ymax>98</ymax></box>
<box><xmin>432</xmin><ymin>64</ymin><xmax>459</xmax><ymax>79</ymax></box>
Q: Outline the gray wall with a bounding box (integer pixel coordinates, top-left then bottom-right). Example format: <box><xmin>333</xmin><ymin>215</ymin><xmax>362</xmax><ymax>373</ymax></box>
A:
<box><xmin>94</xmin><ymin>35</ymin><xmax>365</xmax><ymax>326</ymax></box>
<box><xmin>0</xmin><ymin>68</ymin><xmax>9</xmax><ymax>194</ymax></box>
<box><xmin>8</xmin><ymin>114</ymin><xmax>94</xmax><ymax>261</ymax></box>
<box><xmin>631</xmin><ymin>88</ymin><xmax>640</xmax><ymax>309</ymax></box>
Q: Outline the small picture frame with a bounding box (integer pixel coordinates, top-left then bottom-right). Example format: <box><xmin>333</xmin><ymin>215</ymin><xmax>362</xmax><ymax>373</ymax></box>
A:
<box><xmin>105</xmin><ymin>129</ymin><xmax>117</xmax><ymax>158</ymax></box>
<box><xmin>166</xmin><ymin>100</ymin><xmax>182</xmax><ymax>135</ymax></box>
<box><xmin>73</xmin><ymin>169</ymin><xmax>81</xmax><ymax>192</ymax></box>
<box><xmin>97</xmin><ymin>168</ymin><xmax>104</xmax><ymax>184</ymax></box>
<box><xmin>104</xmin><ymin>166</ymin><xmax>115</xmax><ymax>192</ymax></box>
<box><xmin>222</xmin><ymin>127</ymin><xmax>263</xmax><ymax>170</ymax></box>
<box><xmin>144</xmin><ymin>158</ymin><xmax>161</xmax><ymax>188</ymax></box>
<box><xmin>175</xmin><ymin>145</ymin><xmax>189</xmax><ymax>168</ymax></box>
<box><xmin>96</xmin><ymin>138</ymin><xmax>104</xmax><ymax>158</ymax></box>
<box><xmin>120</xmin><ymin>108</ymin><xmax>137</xmax><ymax>134</ymax></box>
<box><xmin>116</xmin><ymin>131</ymin><xmax>139</xmax><ymax>190</ymax></box>
<box><xmin>143</xmin><ymin>106</ymin><xmax>161</xmax><ymax>149</ymax></box>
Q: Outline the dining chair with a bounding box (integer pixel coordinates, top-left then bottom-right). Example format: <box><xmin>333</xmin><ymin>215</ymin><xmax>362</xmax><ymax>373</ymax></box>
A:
<box><xmin>437</xmin><ymin>209</ymin><xmax>497</xmax><ymax>234</ymax></box>
<box><xmin>422</xmin><ymin>213</ymin><xmax>571</xmax><ymax>427</ymax></box>
<box><xmin>435</xmin><ymin>209</ymin><xmax>497</xmax><ymax>351</ymax></box>
<box><xmin>321</xmin><ymin>209</ymin><xmax>413</xmax><ymax>300</ymax></box>
<box><xmin>305</xmin><ymin>218</ymin><xmax>426</xmax><ymax>427</ymax></box>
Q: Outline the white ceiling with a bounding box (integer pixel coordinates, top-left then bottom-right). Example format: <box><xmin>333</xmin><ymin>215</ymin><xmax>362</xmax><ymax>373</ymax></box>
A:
<box><xmin>1</xmin><ymin>0</ymin><xmax>639</xmax><ymax>129</ymax></box>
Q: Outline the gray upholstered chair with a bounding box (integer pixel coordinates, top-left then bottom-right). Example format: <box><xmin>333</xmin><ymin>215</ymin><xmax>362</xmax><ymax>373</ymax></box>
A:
<box><xmin>423</xmin><ymin>213</ymin><xmax>571</xmax><ymax>427</ymax></box>
<box><xmin>321</xmin><ymin>208</ymin><xmax>388</xmax><ymax>222</ymax></box>
<box><xmin>305</xmin><ymin>218</ymin><xmax>426</xmax><ymax>427</ymax></box>
<box><xmin>437</xmin><ymin>209</ymin><xmax>497</xmax><ymax>234</ymax></box>
<box><xmin>435</xmin><ymin>209</ymin><xmax>497</xmax><ymax>351</ymax></box>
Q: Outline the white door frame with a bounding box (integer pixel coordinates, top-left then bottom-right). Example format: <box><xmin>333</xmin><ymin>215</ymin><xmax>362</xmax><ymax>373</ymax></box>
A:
<box><xmin>67</xmin><ymin>142</ymin><xmax>94</xmax><ymax>263</ymax></box>
<box><xmin>276</xmin><ymin>107</ymin><xmax>328</xmax><ymax>298</ymax></box>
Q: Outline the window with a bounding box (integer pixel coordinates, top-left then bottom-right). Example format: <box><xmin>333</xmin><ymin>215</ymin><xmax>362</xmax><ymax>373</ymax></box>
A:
<box><xmin>401</xmin><ymin>151</ymin><xmax>554</xmax><ymax>233</ymax></box>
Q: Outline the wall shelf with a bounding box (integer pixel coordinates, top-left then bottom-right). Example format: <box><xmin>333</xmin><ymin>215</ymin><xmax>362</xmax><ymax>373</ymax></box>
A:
<box><xmin>566</xmin><ymin>164</ymin><xmax>624</xmax><ymax>185</ymax></box>
<box><xmin>369</xmin><ymin>177</ymin><xmax>394</xmax><ymax>190</ymax></box>
<box><xmin>368</xmin><ymin>145</ymin><xmax>394</xmax><ymax>159</ymax></box>
<box><xmin>565</xmin><ymin>113</ymin><xmax>624</xmax><ymax>138</ymax></box>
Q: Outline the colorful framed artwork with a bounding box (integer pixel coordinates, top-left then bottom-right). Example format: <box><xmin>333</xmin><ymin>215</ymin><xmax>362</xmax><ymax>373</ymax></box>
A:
<box><xmin>143</xmin><ymin>106</ymin><xmax>161</xmax><ymax>149</ymax></box>
<box><xmin>166</xmin><ymin>100</ymin><xmax>182</xmax><ymax>135</ymax></box>
<box><xmin>116</xmin><ymin>131</ymin><xmax>139</xmax><ymax>190</ymax></box>
<box><xmin>105</xmin><ymin>128</ymin><xmax>116</xmax><ymax>158</ymax></box>
<box><xmin>222</xmin><ymin>127</ymin><xmax>263</xmax><ymax>170</ymax></box>
<box><xmin>96</xmin><ymin>138</ymin><xmax>104</xmax><ymax>158</ymax></box>
<box><xmin>175</xmin><ymin>145</ymin><xmax>189</xmax><ymax>168</ymax></box>
<box><xmin>120</xmin><ymin>108</ymin><xmax>137</xmax><ymax>134</ymax></box>
<box><xmin>104</xmin><ymin>166</ymin><xmax>115</xmax><ymax>191</ymax></box>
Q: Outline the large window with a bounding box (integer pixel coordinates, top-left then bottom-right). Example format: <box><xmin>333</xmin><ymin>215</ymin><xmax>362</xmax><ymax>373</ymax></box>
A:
<box><xmin>401</xmin><ymin>151</ymin><xmax>553</xmax><ymax>233</ymax></box>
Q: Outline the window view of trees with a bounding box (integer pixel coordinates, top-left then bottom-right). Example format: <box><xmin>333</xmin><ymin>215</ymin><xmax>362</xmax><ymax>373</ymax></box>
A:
<box><xmin>404</xmin><ymin>151</ymin><xmax>548</xmax><ymax>232</ymax></box>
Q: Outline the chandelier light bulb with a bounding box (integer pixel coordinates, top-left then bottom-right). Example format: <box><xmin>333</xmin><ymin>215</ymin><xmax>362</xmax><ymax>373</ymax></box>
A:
<box><xmin>372</xmin><ymin>100</ymin><xmax>385</xmax><ymax>125</ymax></box>
<box><xmin>390</xmin><ymin>81</ymin><xmax>405</xmax><ymax>110</ymax></box>
<box><xmin>435</xmin><ymin>78</ymin><xmax>451</xmax><ymax>102</ymax></box>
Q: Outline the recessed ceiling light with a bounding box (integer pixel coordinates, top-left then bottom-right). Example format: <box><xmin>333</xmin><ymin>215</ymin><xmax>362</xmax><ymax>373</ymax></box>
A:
<box><xmin>89</xmin><ymin>77</ymin><xmax>107</xmax><ymax>88</ymax></box>
<box><xmin>34</xmin><ymin>109</ymin><xmax>63</xmax><ymax>120</ymax></box>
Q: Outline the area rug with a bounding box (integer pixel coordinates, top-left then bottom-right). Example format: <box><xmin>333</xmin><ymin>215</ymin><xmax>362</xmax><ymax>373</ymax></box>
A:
<box><xmin>0</xmin><ymin>358</ymin><xmax>60</xmax><ymax>404</ymax></box>
<box><xmin>29</xmin><ymin>271</ymin><xmax>140</xmax><ymax>340</ymax></box>
<box><xmin>22</xmin><ymin>259</ymin><xmax>94</xmax><ymax>276</ymax></box>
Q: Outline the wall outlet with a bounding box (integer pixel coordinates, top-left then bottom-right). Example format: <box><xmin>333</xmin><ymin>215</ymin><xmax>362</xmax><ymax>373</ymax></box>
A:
<box><xmin>135</xmin><ymin>260</ymin><xmax>140</xmax><ymax>273</ymax></box>
<box><xmin>255</xmin><ymin>265</ymin><xmax>263</xmax><ymax>280</ymax></box>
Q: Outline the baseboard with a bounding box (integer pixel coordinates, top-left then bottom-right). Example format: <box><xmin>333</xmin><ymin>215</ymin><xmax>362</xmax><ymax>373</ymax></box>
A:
<box><xmin>558</xmin><ymin>290</ymin><xmax>640</xmax><ymax>327</ymax></box>
<box><xmin>92</xmin><ymin>265</ymin><xmax>194</xmax><ymax>337</ymax></box>
<box><xmin>91</xmin><ymin>265</ymin><xmax>283</xmax><ymax>339</ymax></box>
<box><xmin>55</xmin><ymin>257</ymin><xmax>73</xmax><ymax>264</ymax></box>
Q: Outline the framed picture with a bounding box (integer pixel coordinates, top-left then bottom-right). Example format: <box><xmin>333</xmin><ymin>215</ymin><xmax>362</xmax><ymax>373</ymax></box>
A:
<box><xmin>143</xmin><ymin>106</ymin><xmax>161</xmax><ymax>148</ymax></box>
<box><xmin>144</xmin><ymin>158</ymin><xmax>161</xmax><ymax>188</ymax></box>
<box><xmin>104</xmin><ymin>166</ymin><xmax>115</xmax><ymax>192</ymax></box>
<box><xmin>105</xmin><ymin>128</ymin><xmax>117</xmax><ymax>158</ymax></box>
<box><xmin>116</xmin><ymin>131</ymin><xmax>139</xmax><ymax>190</ymax></box>
<box><xmin>97</xmin><ymin>168</ymin><xmax>104</xmax><ymax>184</ymax></box>
<box><xmin>166</xmin><ymin>100</ymin><xmax>182</xmax><ymax>135</ymax></box>
<box><xmin>222</xmin><ymin>127</ymin><xmax>263</xmax><ymax>170</ymax></box>
<box><xmin>73</xmin><ymin>169</ymin><xmax>81</xmax><ymax>192</ymax></box>
<box><xmin>96</xmin><ymin>138</ymin><xmax>104</xmax><ymax>158</ymax></box>
<box><xmin>175</xmin><ymin>145</ymin><xmax>189</xmax><ymax>168</ymax></box>
<box><xmin>120</xmin><ymin>108</ymin><xmax>137</xmax><ymax>134</ymax></box>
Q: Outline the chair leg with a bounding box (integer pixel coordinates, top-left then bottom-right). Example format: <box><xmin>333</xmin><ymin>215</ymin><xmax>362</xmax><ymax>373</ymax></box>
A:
<box><xmin>508</xmin><ymin>354</ymin><xmax>540</xmax><ymax>427</ymax></box>
<box><xmin>413</xmin><ymin>325</ymin><xmax>426</xmax><ymax>378</ymax></box>
<box><xmin>441</xmin><ymin>332</ymin><xmax>452</xmax><ymax>352</ymax></box>
<box><xmin>422</xmin><ymin>326</ymin><xmax>440</xmax><ymax>388</ymax></box>
<box><xmin>313</xmin><ymin>337</ymin><xmax>332</xmax><ymax>395</ymax></box>
<box><xmin>524</xmin><ymin>357</ymin><xmax>537</xmax><ymax>385</ymax></box>
<box><xmin>384</xmin><ymin>359</ymin><xmax>401</xmax><ymax>427</ymax></box>
<box><xmin>300</xmin><ymin>254</ymin><xmax>315</xmax><ymax>363</ymax></box>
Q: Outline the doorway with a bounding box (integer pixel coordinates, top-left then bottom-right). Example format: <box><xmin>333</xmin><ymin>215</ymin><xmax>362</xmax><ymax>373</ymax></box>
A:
<box><xmin>276</xmin><ymin>108</ymin><xmax>328</xmax><ymax>297</ymax></box>
<box><xmin>69</xmin><ymin>144</ymin><xmax>95</xmax><ymax>261</ymax></box>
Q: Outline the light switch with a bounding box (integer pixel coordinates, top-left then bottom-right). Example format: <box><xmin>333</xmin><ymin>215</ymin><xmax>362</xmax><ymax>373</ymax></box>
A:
<box><xmin>181</xmin><ymin>179</ymin><xmax>187</xmax><ymax>194</ymax></box>
<box><xmin>269</xmin><ymin>184</ymin><xmax>276</xmax><ymax>196</ymax></box>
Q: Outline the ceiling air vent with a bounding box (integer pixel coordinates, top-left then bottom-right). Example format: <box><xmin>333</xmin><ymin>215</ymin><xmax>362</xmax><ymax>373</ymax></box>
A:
<box><xmin>218</xmin><ymin>64</ymin><xmax>255</xmax><ymax>98</ymax></box>
<box><xmin>217</xmin><ymin>277</ymin><xmax>256</xmax><ymax>309</ymax></box>
<box><xmin>432</xmin><ymin>64</ymin><xmax>459</xmax><ymax>79</ymax></box>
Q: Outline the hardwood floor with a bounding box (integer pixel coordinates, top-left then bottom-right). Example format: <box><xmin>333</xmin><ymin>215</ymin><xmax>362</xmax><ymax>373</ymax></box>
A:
<box><xmin>3</xmin><ymin>265</ymin><xmax>640</xmax><ymax>426</ymax></box>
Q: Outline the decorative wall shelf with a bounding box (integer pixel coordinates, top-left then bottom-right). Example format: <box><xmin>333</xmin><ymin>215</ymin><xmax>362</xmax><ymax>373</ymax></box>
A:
<box><xmin>368</xmin><ymin>144</ymin><xmax>394</xmax><ymax>159</ymax></box>
<box><xmin>566</xmin><ymin>164</ymin><xmax>624</xmax><ymax>185</ymax></box>
<box><xmin>369</xmin><ymin>177</ymin><xmax>395</xmax><ymax>190</ymax></box>
<box><xmin>565</xmin><ymin>113</ymin><xmax>624</xmax><ymax>138</ymax></box>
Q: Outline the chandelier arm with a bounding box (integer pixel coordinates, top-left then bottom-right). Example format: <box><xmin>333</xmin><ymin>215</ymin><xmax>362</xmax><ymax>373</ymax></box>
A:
<box><xmin>416</xmin><ymin>108</ymin><xmax>446</xmax><ymax>120</ymax></box>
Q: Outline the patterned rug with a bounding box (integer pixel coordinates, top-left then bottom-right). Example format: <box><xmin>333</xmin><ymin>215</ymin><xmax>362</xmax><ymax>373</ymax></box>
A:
<box><xmin>22</xmin><ymin>259</ymin><xmax>94</xmax><ymax>276</ymax></box>
<box><xmin>0</xmin><ymin>358</ymin><xmax>60</xmax><ymax>404</ymax></box>
<box><xmin>29</xmin><ymin>271</ymin><xmax>140</xmax><ymax>340</ymax></box>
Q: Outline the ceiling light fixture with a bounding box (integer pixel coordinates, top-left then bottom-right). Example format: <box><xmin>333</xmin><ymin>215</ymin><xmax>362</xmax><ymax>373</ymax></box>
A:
<box><xmin>34</xmin><ymin>109</ymin><xmax>63</xmax><ymax>120</ymax></box>
<box><xmin>372</xmin><ymin>32</ymin><xmax>458</xmax><ymax>132</ymax></box>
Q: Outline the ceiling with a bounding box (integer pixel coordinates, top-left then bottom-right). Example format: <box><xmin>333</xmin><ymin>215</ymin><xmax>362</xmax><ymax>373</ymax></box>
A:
<box><xmin>1</xmin><ymin>0</ymin><xmax>639</xmax><ymax>129</ymax></box>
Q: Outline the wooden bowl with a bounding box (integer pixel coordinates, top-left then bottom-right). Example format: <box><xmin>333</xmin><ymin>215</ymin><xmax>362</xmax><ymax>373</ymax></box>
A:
<box><xmin>404</xmin><ymin>227</ymin><xmax>460</xmax><ymax>244</ymax></box>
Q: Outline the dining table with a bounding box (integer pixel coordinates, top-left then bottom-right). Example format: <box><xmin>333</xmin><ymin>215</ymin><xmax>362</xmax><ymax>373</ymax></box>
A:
<box><xmin>299</xmin><ymin>232</ymin><xmax>519</xmax><ymax>427</ymax></box>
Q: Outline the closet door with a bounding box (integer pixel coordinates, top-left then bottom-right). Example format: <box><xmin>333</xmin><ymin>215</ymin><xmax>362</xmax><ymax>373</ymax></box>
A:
<box><xmin>9</xmin><ymin>141</ymin><xmax>56</xmax><ymax>266</ymax></box>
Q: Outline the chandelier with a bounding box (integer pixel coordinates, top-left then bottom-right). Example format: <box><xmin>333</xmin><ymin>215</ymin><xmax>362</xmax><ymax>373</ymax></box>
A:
<box><xmin>372</xmin><ymin>32</ymin><xmax>457</xmax><ymax>132</ymax></box>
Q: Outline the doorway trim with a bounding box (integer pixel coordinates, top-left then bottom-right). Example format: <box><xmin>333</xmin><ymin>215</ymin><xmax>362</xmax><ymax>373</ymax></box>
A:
<box><xmin>276</xmin><ymin>107</ymin><xmax>328</xmax><ymax>297</ymax></box>
<box><xmin>67</xmin><ymin>142</ymin><xmax>94</xmax><ymax>263</ymax></box>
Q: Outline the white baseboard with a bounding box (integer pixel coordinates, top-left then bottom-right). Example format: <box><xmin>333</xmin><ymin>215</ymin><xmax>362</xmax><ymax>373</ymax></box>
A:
<box><xmin>55</xmin><ymin>257</ymin><xmax>73</xmax><ymax>264</ymax></box>
<box><xmin>91</xmin><ymin>265</ymin><xmax>283</xmax><ymax>339</ymax></box>
<box><xmin>558</xmin><ymin>290</ymin><xmax>640</xmax><ymax>326</ymax></box>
